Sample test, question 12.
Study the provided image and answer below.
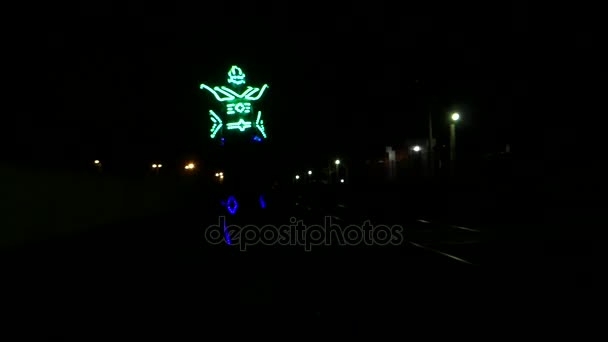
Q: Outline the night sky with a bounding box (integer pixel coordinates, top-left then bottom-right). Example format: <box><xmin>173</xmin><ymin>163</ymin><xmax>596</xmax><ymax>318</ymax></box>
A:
<box><xmin>4</xmin><ymin>4</ymin><xmax>569</xmax><ymax>172</ymax></box>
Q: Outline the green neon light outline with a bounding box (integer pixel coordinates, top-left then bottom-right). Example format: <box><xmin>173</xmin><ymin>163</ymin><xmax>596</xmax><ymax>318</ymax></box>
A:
<box><xmin>227</xmin><ymin>65</ymin><xmax>246</xmax><ymax>85</ymax></box>
<box><xmin>244</xmin><ymin>84</ymin><xmax>269</xmax><ymax>100</ymax></box>
<box><xmin>226</xmin><ymin>121</ymin><xmax>252</xmax><ymax>128</ymax></box>
<box><xmin>219</xmin><ymin>86</ymin><xmax>257</xmax><ymax>99</ymax></box>
<box><xmin>226</xmin><ymin>119</ymin><xmax>252</xmax><ymax>132</ymax></box>
<box><xmin>255</xmin><ymin>111</ymin><xmax>262</xmax><ymax>125</ymax></box>
<box><xmin>226</xmin><ymin>102</ymin><xmax>251</xmax><ymax>115</ymax></box>
<box><xmin>201</xmin><ymin>66</ymin><xmax>269</xmax><ymax>140</ymax></box>
<box><xmin>209</xmin><ymin>110</ymin><xmax>223</xmax><ymax>139</ymax></box>
<box><xmin>243</xmin><ymin>103</ymin><xmax>251</xmax><ymax>114</ymax></box>
<box><xmin>234</xmin><ymin>103</ymin><xmax>245</xmax><ymax>113</ymax></box>
<box><xmin>255</xmin><ymin>111</ymin><xmax>267</xmax><ymax>138</ymax></box>
<box><xmin>214</xmin><ymin>87</ymin><xmax>236</xmax><ymax>101</ymax></box>
<box><xmin>200</xmin><ymin>84</ymin><xmax>229</xmax><ymax>102</ymax></box>
<box><xmin>226</xmin><ymin>103</ymin><xmax>235</xmax><ymax>115</ymax></box>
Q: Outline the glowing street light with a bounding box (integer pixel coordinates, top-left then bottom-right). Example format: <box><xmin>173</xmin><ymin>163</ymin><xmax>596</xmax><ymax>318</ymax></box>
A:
<box><xmin>158</xmin><ymin>164</ymin><xmax>162</xmax><ymax>168</ymax></box>
<box><xmin>334</xmin><ymin>159</ymin><xmax>342</xmax><ymax>183</ymax></box>
<box><xmin>308</xmin><ymin>170</ymin><xmax>312</xmax><ymax>175</ymax></box>
<box><xmin>152</xmin><ymin>164</ymin><xmax>158</xmax><ymax>168</ymax></box>
<box><xmin>412</xmin><ymin>145</ymin><xmax>422</xmax><ymax>152</ymax></box>
<box><xmin>215</xmin><ymin>173</ymin><xmax>219</xmax><ymax>177</ymax></box>
<box><xmin>340</xmin><ymin>179</ymin><xmax>345</xmax><ymax>183</ymax></box>
<box><xmin>295</xmin><ymin>175</ymin><xmax>300</xmax><ymax>180</ymax></box>
<box><xmin>449</xmin><ymin>112</ymin><xmax>460</xmax><ymax>176</ymax></box>
<box><xmin>94</xmin><ymin>160</ymin><xmax>100</xmax><ymax>165</ymax></box>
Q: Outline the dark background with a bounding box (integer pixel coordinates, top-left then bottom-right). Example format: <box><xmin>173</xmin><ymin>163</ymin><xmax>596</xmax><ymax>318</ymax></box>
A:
<box><xmin>1</xmin><ymin>4</ymin><xmax>604</xmax><ymax>182</ymax></box>
<box><xmin>2</xmin><ymin>4</ymin><xmax>608</xmax><ymax>336</ymax></box>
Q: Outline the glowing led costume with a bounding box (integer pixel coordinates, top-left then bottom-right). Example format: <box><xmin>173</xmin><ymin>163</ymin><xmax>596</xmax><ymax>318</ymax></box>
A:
<box><xmin>200</xmin><ymin>66</ymin><xmax>269</xmax><ymax>140</ymax></box>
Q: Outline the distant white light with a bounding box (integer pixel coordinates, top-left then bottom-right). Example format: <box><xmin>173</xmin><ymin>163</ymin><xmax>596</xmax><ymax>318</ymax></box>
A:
<box><xmin>94</xmin><ymin>160</ymin><xmax>100</xmax><ymax>164</ymax></box>
<box><xmin>215</xmin><ymin>173</ymin><xmax>219</xmax><ymax>177</ymax></box>
<box><xmin>158</xmin><ymin>164</ymin><xmax>162</xmax><ymax>168</ymax></box>
<box><xmin>295</xmin><ymin>175</ymin><xmax>300</xmax><ymax>180</ymax></box>
<box><xmin>451</xmin><ymin>113</ymin><xmax>460</xmax><ymax>121</ymax></box>
<box><xmin>308</xmin><ymin>170</ymin><xmax>312</xmax><ymax>175</ymax></box>
<box><xmin>335</xmin><ymin>159</ymin><xmax>341</xmax><ymax>165</ymax></box>
<box><xmin>412</xmin><ymin>145</ymin><xmax>421</xmax><ymax>152</ymax></box>
<box><xmin>340</xmin><ymin>179</ymin><xmax>345</xmax><ymax>183</ymax></box>
<box><xmin>152</xmin><ymin>164</ymin><xmax>157</xmax><ymax>168</ymax></box>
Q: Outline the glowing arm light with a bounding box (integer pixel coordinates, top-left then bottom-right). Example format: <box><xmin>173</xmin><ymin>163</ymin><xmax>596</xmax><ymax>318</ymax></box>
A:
<box><xmin>200</xmin><ymin>84</ymin><xmax>223</xmax><ymax>101</ymax></box>
<box><xmin>201</xmin><ymin>84</ymin><xmax>235</xmax><ymax>102</ymax></box>
<box><xmin>244</xmin><ymin>84</ymin><xmax>269</xmax><ymax>101</ymax></box>
<box><xmin>213</xmin><ymin>87</ymin><xmax>236</xmax><ymax>101</ymax></box>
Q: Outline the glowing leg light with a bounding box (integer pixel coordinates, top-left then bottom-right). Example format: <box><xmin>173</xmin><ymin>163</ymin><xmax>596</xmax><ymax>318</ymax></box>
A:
<box><xmin>209</xmin><ymin>110</ymin><xmax>223</xmax><ymax>139</ymax></box>
<box><xmin>223</xmin><ymin>218</ymin><xmax>232</xmax><ymax>245</ymax></box>
<box><xmin>226</xmin><ymin>196</ymin><xmax>238</xmax><ymax>215</ymax></box>
<box><xmin>259</xmin><ymin>195</ymin><xmax>266</xmax><ymax>209</ymax></box>
<box><xmin>255</xmin><ymin>111</ymin><xmax>267</xmax><ymax>138</ymax></box>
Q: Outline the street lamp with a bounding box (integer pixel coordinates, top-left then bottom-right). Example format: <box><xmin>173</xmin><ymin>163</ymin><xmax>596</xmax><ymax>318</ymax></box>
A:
<box><xmin>334</xmin><ymin>159</ymin><xmax>341</xmax><ymax>183</ymax></box>
<box><xmin>93</xmin><ymin>160</ymin><xmax>102</xmax><ymax>173</ymax></box>
<box><xmin>152</xmin><ymin>163</ymin><xmax>162</xmax><ymax>174</ymax></box>
<box><xmin>450</xmin><ymin>112</ymin><xmax>460</xmax><ymax>176</ymax></box>
<box><xmin>295</xmin><ymin>175</ymin><xmax>300</xmax><ymax>180</ymax></box>
<box><xmin>412</xmin><ymin>145</ymin><xmax>421</xmax><ymax>152</ymax></box>
<box><xmin>308</xmin><ymin>170</ymin><xmax>312</xmax><ymax>175</ymax></box>
<box><xmin>340</xmin><ymin>179</ymin><xmax>345</xmax><ymax>183</ymax></box>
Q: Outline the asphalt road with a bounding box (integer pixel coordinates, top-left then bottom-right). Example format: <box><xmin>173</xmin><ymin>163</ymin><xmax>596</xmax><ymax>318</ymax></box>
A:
<box><xmin>2</xmin><ymin>186</ymin><xmax>606</xmax><ymax>336</ymax></box>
